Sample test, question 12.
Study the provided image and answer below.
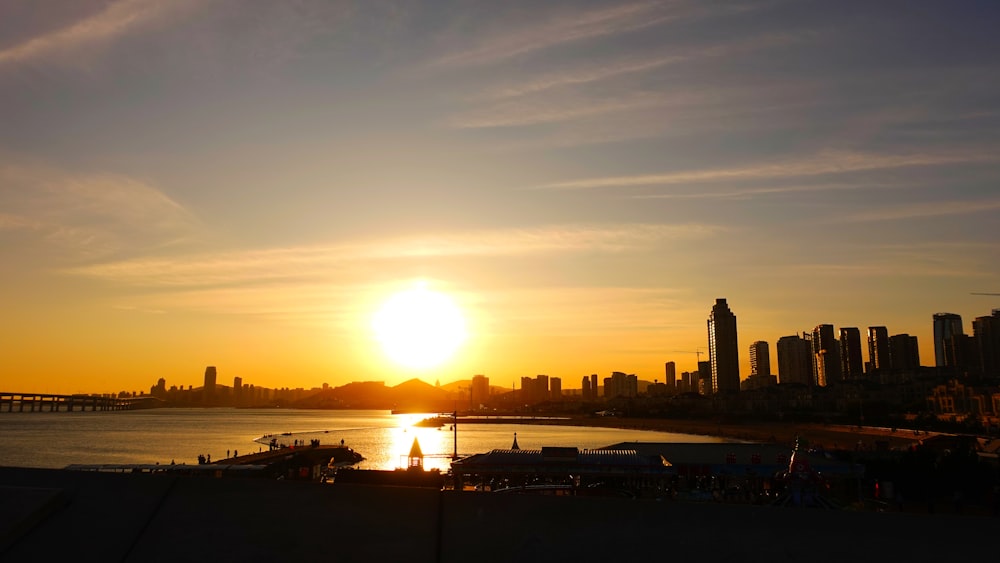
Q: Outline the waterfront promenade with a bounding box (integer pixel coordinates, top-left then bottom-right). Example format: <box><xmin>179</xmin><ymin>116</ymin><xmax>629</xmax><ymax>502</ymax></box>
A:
<box><xmin>2</xmin><ymin>466</ymin><xmax>994</xmax><ymax>562</ymax></box>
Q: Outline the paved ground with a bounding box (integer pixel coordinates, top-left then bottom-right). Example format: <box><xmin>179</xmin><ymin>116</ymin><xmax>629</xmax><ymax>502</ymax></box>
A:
<box><xmin>1</xmin><ymin>466</ymin><xmax>995</xmax><ymax>562</ymax></box>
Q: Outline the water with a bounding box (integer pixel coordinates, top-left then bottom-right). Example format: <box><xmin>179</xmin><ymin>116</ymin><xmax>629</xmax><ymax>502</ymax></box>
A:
<box><xmin>1</xmin><ymin>408</ymin><xmax>725</xmax><ymax>472</ymax></box>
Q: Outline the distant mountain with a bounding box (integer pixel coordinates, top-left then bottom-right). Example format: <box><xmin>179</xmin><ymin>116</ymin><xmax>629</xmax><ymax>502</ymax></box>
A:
<box><xmin>390</xmin><ymin>379</ymin><xmax>457</xmax><ymax>411</ymax></box>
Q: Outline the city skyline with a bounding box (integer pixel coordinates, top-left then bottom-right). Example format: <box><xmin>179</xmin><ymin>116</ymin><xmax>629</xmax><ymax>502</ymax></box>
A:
<box><xmin>2</xmin><ymin>1</ymin><xmax>999</xmax><ymax>393</ymax></box>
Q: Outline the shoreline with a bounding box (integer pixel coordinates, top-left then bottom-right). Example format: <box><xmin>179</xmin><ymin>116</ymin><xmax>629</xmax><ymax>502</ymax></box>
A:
<box><xmin>461</xmin><ymin>414</ymin><xmax>933</xmax><ymax>451</ymax></box>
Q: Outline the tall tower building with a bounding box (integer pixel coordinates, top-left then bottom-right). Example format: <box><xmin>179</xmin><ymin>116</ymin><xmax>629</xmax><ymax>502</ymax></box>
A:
<box><xmin>867</xmin><ymin>326</ymin><xmax>890</xmax><ymax>373</ymax></box>
<box><xmin>203</xmin><ymin>366</ymin><xmax>217</xmax><ymax>403</ymax></box>
<box><xmin>707</xmin><ymin>298</ymin><xmax>739</xmax><ymax>394</ymax></box>
<box><xmin>889</xmin><ymin>334</ymin><xmax>920</xmax><ymax>371</ymax></box>
<box><xmin>933</xmin><ymin>313</ymin><xmax>964</xmax><ymax>367</ymax></box>
<box><xmin>470</xmin><ymin>374</ymin><xmax>490</xmax><ymax>409</ymax></box>
<box><xmin>590</xmin><ymin>374</ymin><xmax>598</xmax><ymax>397</ymax></box>
<box><xmin>777</xmin><ymin>334</ymin><xmax>812</xmax><ymax>385</ymax></box>
<box><xmin>812</xmin><ymin>325</ymin><xmax>841</xmax><ymax>386</ymax></box>
<box><xmin>839</xmin><ymin>327</ymin><xmax>864</xmax><ymax>380</ymax></box>
<box><xmin>749</xmin><ymin>341</ymin><xmax>770</xmax><ymax>377</ymax></box>
<box><xmin>664</xmin><ymin>361</ymin><xmax>676</xmax><ymax>388</ymax></box>
<box><xmin>973</xmin><ymin>310</ymin><xmax>1000</xmax><ymax>378</ymax></box>
<box><xmin>581</xmin><ymin>376</ymin><xmax>592</xmax><ymax>400</ymax></box>
<box><xmin>550</xmin><ymin>377</ymin><xmax>562</xmax><ymax>400</ymax></box>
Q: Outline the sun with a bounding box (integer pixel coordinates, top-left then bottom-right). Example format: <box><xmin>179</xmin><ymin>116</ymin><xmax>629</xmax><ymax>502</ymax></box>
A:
<box><xmin>372</xmin><ymin>283</ymin><xmax>468</xmax><ymax>370</ymax></box>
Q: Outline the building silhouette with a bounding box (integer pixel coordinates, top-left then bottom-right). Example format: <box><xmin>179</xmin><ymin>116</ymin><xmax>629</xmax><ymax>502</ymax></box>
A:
<box><xmin>867</xmin><ymin>326</ymin><xmax>890</xmax><ymax>373</ymax></box>
<box><xmin>470</xmin><ymin>375</ymin><xmax>489</xmax><ymax>409</ymax></box>
<box><xmin>811</xmin><ymin>325</ymin><xmax>841</xmax><ymax>386</ymax></box>
<box><xmin>664</xmin><ymin>361</ymin><xmax>676</xmax><ymax>389</ymax></box>
<box><xmin>749</xmin><ymin>341</ymin><xmax>770</xmax><ymax>378</ymax></box>
<box><xmin>933</xmin><ymin>313</ymin><xmax>964</xmax><ymax>367</ymax></box>
<box><xmin>839</xmin><ymin>327</ymin><xmax>864</xmax><ymax>380</ymax></box>
<box><xmin>550</xmin><ymin>377</ymin><xmax>562</xmax><ymax>400</ymax></box>
<box><xmin>973</xmin><ymin>310</ymin><xmax>1000</xmax><ymax>377</ymax></box>
<box><xmin>604</xmin><ymin>371</ymin><xmax>638</xmax><ymax>398</ymax></box>
<box><xmin>707</xmin><ymin>298</ymin><xmax>739</xmax><ymax>394</ymax></box>
<box><xmin>776</xmin><ymin>334</ymin><xmax>812</xmax><ymax>386</ymax></box>
<box><xmin>888</xmin><ymin>334</ymin><xmax>920</xmax><ymax>371</ymax></box>
<box><xmin>204</xmin><ymin>366</ymin><xmax>217</xmax><ymax>404</ymax></box>
<box><xmin>581</xmin><ymin>376</ymin><xmax>593</xmax><ymax>400</ymax></box>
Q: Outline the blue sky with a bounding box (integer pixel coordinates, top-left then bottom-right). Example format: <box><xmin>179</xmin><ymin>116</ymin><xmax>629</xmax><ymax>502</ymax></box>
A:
<box><xmin>2</xmin><ymin>0</ymin><xmax>998</xmax><ymax>392</ymax></box>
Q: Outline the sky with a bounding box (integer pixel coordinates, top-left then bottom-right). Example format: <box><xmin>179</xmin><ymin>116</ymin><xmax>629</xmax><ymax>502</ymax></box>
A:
<box><xmin>2</xmin><ymin>0</ymin><xmax>999</xmax><ymax>394</ymax></box>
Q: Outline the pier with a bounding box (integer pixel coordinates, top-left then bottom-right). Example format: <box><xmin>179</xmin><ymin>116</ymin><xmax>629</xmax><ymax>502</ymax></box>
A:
<box><xmin>0</xmin><ymin>392</ymin><xmax>158</xmax><ymax>413</ymax></box>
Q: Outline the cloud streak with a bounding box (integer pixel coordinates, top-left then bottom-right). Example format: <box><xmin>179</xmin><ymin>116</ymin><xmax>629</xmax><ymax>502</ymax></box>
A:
<box><xmin>67</xmin><ymin>223</ymin><xmax>722</xmax><ymax>287</ymax></box>
<box><xmin>0</xmin><ymin>0</ymin><xmax>206</xmax><ymax>67</ymax></box>
<box><xmin>428</xmin><ymin>2</ymin><xmax>673</xmax><ymax>69</ymax></box>
<box><xmin>0</xmin><ymin>156</ymin><xmax>199</xmax><ymax>257</ymax></box>
<box><xmin>842</xmin><ymin>198</ymin><xmax>1000</xmax><ymax>222</ymax></box>
<box><xmin>535</xmin><ymin>150</ymin><xmax>999</xmax><ymax>190</ymax></box>
<box><xmin>482</xmin><ymin>32</ymin><xmax>799</xmax><ymax>100</ymax></box>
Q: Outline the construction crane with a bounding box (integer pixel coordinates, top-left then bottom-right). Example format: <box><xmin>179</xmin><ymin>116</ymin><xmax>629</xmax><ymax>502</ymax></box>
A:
<box><xmin>670</xmin><ymin>349</ymin><xmax>705</xmax><ymax>364</ymax></box>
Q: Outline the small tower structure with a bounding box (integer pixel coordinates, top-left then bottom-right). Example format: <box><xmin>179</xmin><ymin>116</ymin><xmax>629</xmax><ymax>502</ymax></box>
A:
<box><xmin>408</xmin><ymin>437</ymin><xmax>424</xmax><ymax>471</ymax></box>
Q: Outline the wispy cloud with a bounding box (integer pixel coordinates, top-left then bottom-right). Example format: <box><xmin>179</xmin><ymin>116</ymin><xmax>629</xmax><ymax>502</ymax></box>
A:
<box><xmin>451</xmin><ymin>90</ymin><xmax>684</xmax><ymax>129</ymax></box>
<box><xmin>0</xmin><ymin>0</ymin><xmax>206</xmax><ymax>67</ymax></box>
<box><xmin>67</xmin><ymin>223</ymin><xmax>722</xmax><ymax>287</ymax></box>
<box><xmin>482</xmin><ymin>32</ymin><xmax>798</xmax><ymax>100</ymax></box>
<box><xmin>633</xmin><ymin>180</ymin><xmax>905</xmax><ymax>200</ymax></box>
<box><xmin>428</xmin><ymin>2</ymin><xmax>673</xmax><ymax>69</ymax></box>
<box><xmin>842</xmin><ymin>198</ymin><xmax>1000</xmax><ymax>222</ymax></box>
<box><xmin>535</xmin><ymin>150</ymin><xmax>999</xmax><ymax>190</ymax></box>
<box><xmin>0</xmin><ymin>156</ymin><xmax>199</xmax><ymax>257</ymax></box>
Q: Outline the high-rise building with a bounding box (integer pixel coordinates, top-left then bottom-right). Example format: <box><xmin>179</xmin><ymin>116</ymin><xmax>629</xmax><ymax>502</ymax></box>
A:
<box><xmin>867</xmin><ymin>326</ymin><xmax>890</xmax><ymax>373</ymax></box>
<box><xmin>204</xmin><ymin>366</ymin><xmax>217</xmax><ymax>403</ymax></box>
<box><xmin>811</xmin><ymin>325</ymin><xmax>841</xmax><ymax>386</ymax></box>
<box><xmin>888</xmin><ymin>334</ymin><xmax>920</xmax><ymax>371</ymax></box>
<box><xmin>679</xmin><ymin>372</ymin><xmax>691</xmax><ymax>393</ymax></box>
<box><xmin>581</xmin><ymin>376</ymin><xmax>592</xmax><ymax>400</ymax></box>
<box><xmin>664</xmin><ymin>361</ymin><xmax>676</xmax><ymax>388</ymax></box>
<box><xmin>591</xmin><ymin>374</ymin><xmax>598</xmax><ymax>397</ymax></box>
<box><xmin>973</xmin><ymin>310</ymin><xmax>1000</xmax><ymax>378</ymax></box>
<box><xmin>470</xmin><ymin>374</ymin><xmax>489</xmax><ymax>409</ymax></box>
<box><xmin>707</xmin><ymin>298</ymin><xmax>740</xmax><ymax>394</ymax></box>
<box><xmin>604</xmin><ymin>371</ymin><xmax>638</xmax><ymax>398</ymax></box>
<box><xmin>933</xmin><ymin>313</ymin><xmax>964</xmax><ymax>367</ymax></box>
<box><xmin>749</xmin><ymin>341</ymin><xmax>770</xmax><ymax>377</ymax></box>
<box><xmin>550</xmin><ymin>377</ymin><xmax>562</xmax><ymax>400</ymax></box>
<box><xmin>839</xmin><ymin>327</ymin><xmax>864</xmax><ymax>380</ymax></box>
<box><xmin>777</xmin><ymin>334</ymin><xmax>812</xmax><ymax>385</ymax></box>
<box><xmin>697</xmin><ymin>361</ymin><xmax>710</xmax><ymax>395</ymax></box>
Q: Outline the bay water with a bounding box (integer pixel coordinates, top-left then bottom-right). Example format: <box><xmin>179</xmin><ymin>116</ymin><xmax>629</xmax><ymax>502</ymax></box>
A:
<box><xmin>1</xmin><ymin>408</ymin><xmax>725</xmax><ymax>472</ymax></box>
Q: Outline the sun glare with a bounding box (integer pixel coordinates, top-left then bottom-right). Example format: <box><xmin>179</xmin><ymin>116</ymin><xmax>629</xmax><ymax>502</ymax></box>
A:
<box><xmin>373</xmin><ymin>283</ymin><xmax>467</xmax><ymax>369</ymax></box>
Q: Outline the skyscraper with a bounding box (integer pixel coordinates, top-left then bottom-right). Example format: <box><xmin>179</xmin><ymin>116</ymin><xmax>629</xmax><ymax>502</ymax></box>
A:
<box><xmin>470</xmin><ymin>374</ymin><xmax>489</xmax><ymax>409</ymax></box>
<box><xmin>812</xmin><ymin>325</ymin><xmax>841</xmax><ymax>386</ymax></box>
<box><xmin>707</xmin><ymin>298</ymin><xmax>739</xmax><ymax>394</ymax></box>
<box><xmin>973</xmin><ymin>310</ymin><xmax>1000</xmax><ymax>378</ymax></box>
<box><xmin>581</xmin><ymin>376</ymin><xmax>592</xmax><ymax>400</ymax></box>
<box><xmin>664</xmin><ymin>361</ymin><xmax>676</xmax><ymax>388</ymax></box>
<box><xmin>933</xmin><ymin>313</ymin><xmax>964</xmax><ymax>367</ymax></box>
<box><xmin>888</xmin><ymin>334</ymin><xmax>920</xmax><ymax>371</ymax></box>
<box><xmin>203</xmin><ymin>366</ymin><xmax>217</xmax><ymax>403</ymax></box>
<box><xmin>839</xmin><ymin>327</ymin><xmax>864</xmax><ymax>380</ymax></box>
<box><xmin>777</xmin><ymin>334</ymin><xmax>812</xmax><ymax>385</ymax></box>
<box><xmin>867</xmin><ymin>326</ymin><xmax>890</xmax><ymax>373</ymax></box>
<box><xmin>749</xmin><ymin>341</ymin><xmax>770</xmax><ymax>377</ymax></box>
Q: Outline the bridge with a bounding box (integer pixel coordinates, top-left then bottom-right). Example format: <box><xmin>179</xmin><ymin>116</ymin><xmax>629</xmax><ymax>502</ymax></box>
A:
<box><xmin>0</xmin><ymin>392</ymin><xmax>163</xmax><ymax>413</ymax></box>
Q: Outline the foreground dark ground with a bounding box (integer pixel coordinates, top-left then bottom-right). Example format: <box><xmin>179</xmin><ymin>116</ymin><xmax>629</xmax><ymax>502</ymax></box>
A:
<box><xmin>2</xmin><ymin>466</ymin><xmax>996</xmax><ymax>563</ymax></box>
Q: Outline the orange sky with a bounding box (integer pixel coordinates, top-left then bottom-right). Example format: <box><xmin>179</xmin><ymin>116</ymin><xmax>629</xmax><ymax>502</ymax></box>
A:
<box><xmin>1</xmin><ymin>1</ymin><xmax>998</xmax><ymax>394</ymax></box>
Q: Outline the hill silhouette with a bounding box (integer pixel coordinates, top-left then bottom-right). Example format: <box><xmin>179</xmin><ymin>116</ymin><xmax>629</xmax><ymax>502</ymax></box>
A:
<box><xmin>291</xmin><ymin>378</ymin><xmax>458</xmax><ymax>411</ymax></box>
